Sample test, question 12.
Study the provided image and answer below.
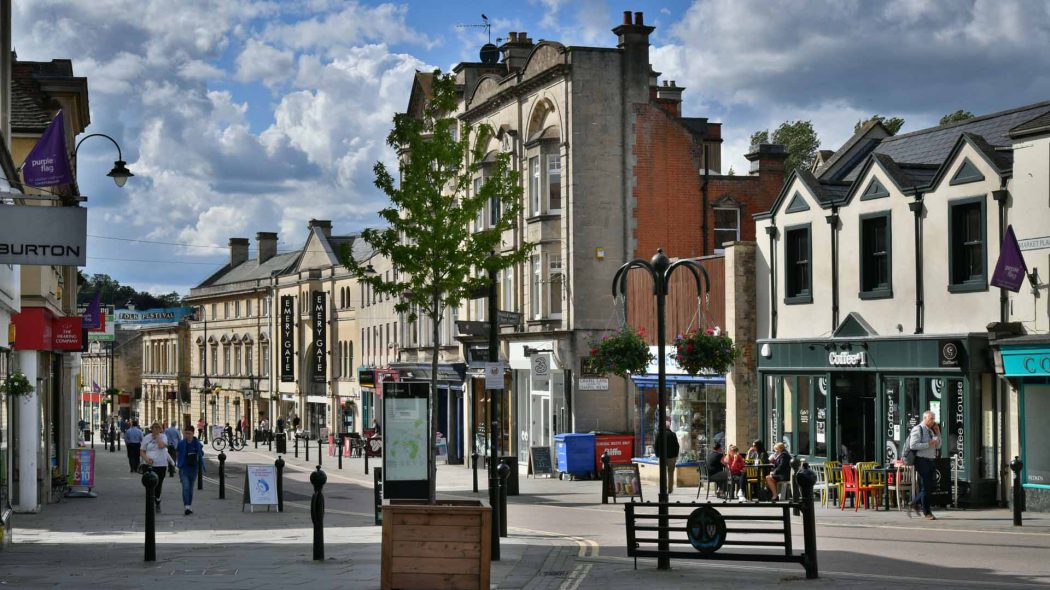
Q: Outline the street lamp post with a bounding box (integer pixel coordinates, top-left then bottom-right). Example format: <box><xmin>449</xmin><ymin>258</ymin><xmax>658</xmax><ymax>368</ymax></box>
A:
<box><xmin>611</xmin><ymin>249</ymin><xmax>709</xmax><ymax>571</ymax></box>
<box><xmin>73</xmin><ymin>133</ymin><xmax>134</xmax><ymax>188</ymax></box>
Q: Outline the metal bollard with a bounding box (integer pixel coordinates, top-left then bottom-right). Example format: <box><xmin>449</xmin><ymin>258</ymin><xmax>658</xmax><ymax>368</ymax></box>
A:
<box><xmin>1011</xmin><ymin>456</ymin><xmax>1024</xmax><ymax>526</ymax></box>
<box><xmin>306</xmin><ymin>436</ymin><xmax>310</xmax><ymax>462</ymax></box>
<box><xmin>275</xmin><ymin>455</ymin><xmax>285</xmax><ymax>512</ymax></box>
<box><xmin>197</xmin><ymin>457</ymin><xmax>204</xmax><ymax>490</ymax></box>
<box><xmin>268</xmin><ymin>431</ymin><xmax>273</xmax><ymax>452</ymax></box>
<box><xmin>795</xmin><ymin>463</ymin><xmax>819</xmax><ymax>579</ymax></box>
<box><xmin>117</xmin><ymin>432</ymin><xmax>122</xmax><ymax>451</ymax></box>
<box><xmin>601</xmin><ymin>451</ymin><xmax>611</xmax><ymax>504</ymax></box>
<box><xmin>497</xmin><ymin>461</ymin><xmax>510</xmax><ymax>538</ymax></box>
<box><xmin>317</xmin><ymin>438</ymin><xmax>322</xmax><ymax>467</ymax></box>
<box><xmin>218</xmin><ymin>451</ymin><xmax>227</xmax><ymax>499</ymax></box>
<box><xmin>489</xmin><ymin>466</ymin><xmax>501</xmax><ymax>561</ymax></box>
<box><xmin>90</xmin><ymin>430</ymin><xmax>94</xmax><ymax>449</ymax></box>
<box><xmin>373</xmin><ymin>466</ymin><xmax>384</xmax><ymax>526</ymax></box>
<box><xmin>295</xmin><ymin>435</ymin><xmax>300</xmax><ymax>459</ymax></box>
<box><xmin>790</xmin><ymin>457</ymin><xmax>802</xmax><ymax>516</ymax></box>
<box><xmin>310</xmin><ymin>466</ymin><xmax>327</xmax><ymax>561</ymax></box>
<box><xmin>365</xmin><ymin>449</ymin><xmax>369</xmax><ymax>475</ymax></box>
<box><xmin>142</xmin><ymin>469</ymin><xmax>158</xmax><ymax>562</ymax></box>
<box><xmin>472</xmin><ymin>450</ymin><xmax>479</xmax><ymax>493</ymax></box>
<box><xmin>337</xmin><ymin>435</ymin><xmax>343</xmax><ymax>470</ymax></box>
<box><xmin>254</xmin><ymin>430</ymin><xmax>259</xmax><ymax>449</ymax></box>
<box><xmin>110</xmin><ymin>427</ymin><xmax>116</xmax><ymax>453</ymax></box>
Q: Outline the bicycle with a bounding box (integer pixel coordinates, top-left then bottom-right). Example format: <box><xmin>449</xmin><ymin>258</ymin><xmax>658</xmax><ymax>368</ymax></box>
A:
<box><xmin>212</xmin><ymin>430</ymin><xmax>246</xmax><ymax>452</ymax></box>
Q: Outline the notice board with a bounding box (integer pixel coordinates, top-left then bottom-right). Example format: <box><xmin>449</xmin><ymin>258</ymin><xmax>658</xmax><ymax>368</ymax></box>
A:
<box><xmin>528</xmin><ymin>446</ymin><xmax>553</xmax><ymax>478</ymax></box>
<box><xmin>242</xmin><ymin>464</ymin><xmax>279</xmax><ymax>511</ymax></box>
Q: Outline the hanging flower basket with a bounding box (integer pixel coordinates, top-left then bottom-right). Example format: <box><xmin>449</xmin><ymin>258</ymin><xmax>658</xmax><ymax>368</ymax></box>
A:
<box><xmin>1</xmin><ymin>372</ymin><xmax>35</xmax><ymax>397</ymax></box>
<box><xmin>671</xmin><ymin>328</ymin><xmax>740</xmax><ymax>376</ymax></box>
<box><xmin>589</xmin><ymin>326</ymin><xmax>654</xmax><ymax>378</ymax></box>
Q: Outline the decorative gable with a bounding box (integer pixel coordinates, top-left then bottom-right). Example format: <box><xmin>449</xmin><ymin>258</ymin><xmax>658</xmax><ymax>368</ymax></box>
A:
<box><xmin>949</xmin><ymin>158</ymin><xmax>985</xmax><ymax>186</ymax></box>
<box><xmin>785</xmin><ymin>191</ymin><xmax>811</xmax><ymax>213</ymax></box>
<box><xmin>860</xmin><ymin>177</ymin><xmax>889</xmax><ymax>201</ymax></box>
<box><xmin>833</xmin><ymin>312</ymin><xmax>878</xmax><ymax>338</ymax></box>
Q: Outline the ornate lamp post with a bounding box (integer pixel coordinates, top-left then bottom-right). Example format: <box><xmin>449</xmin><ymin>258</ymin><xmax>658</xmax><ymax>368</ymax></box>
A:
<box><xmin>611</xmin><ymin>249</ymin><xmax>709</xmax><ymax>571</ymax></box>
<box><xmin>73</xmin><ymin>133</ymin><xmax>133</xmax><ymax>187</ymax></box>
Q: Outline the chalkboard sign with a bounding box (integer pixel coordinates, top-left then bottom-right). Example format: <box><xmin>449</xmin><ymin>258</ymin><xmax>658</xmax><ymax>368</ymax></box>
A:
<box><xmin>606</xmin><ymin>464</ymin><xmax>643</xmax><ymax>503</ymax></box>
<box><xmin>528</xmin><ymin>446</ymin><xmax>553</xmax><ymax>478</ymax></box>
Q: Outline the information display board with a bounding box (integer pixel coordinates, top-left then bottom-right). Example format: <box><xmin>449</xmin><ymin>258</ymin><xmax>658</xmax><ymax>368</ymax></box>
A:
<box><xmin>242</xmin><ymin>464</ymin><xmax>279</xmax><ymax>512</ymax></box>
<box><xmin>382</xmin><ymin>381</ymin><xmax>430</xmax><ymax>500</ymax></box>
<box><xmin>606</xmin><ymin>463</ymin><xmax>643</xmax><ymax>502</ymax></box>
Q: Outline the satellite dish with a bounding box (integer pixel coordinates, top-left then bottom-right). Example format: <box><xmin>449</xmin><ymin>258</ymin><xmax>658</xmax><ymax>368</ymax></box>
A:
<box><xmin>480</xmin><ymin>43</ymin><xmax>499</xmax><ymax>64</ymax></box>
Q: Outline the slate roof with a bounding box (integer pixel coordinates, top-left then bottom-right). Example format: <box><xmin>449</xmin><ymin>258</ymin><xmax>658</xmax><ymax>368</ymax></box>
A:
<box><xmin>193</xmin><ymin>250</ymin><xmax>300</xmax><ymax>290</ymax></box>
<box><xmin>10</xmin><ymin>78</ymin><xmax>53</xmax><ymax>133</ymax></box>
<box><xmin>1010</xmin><ymin>111</ymin><xmax>1050</xmax><ymax>138</ymax></box>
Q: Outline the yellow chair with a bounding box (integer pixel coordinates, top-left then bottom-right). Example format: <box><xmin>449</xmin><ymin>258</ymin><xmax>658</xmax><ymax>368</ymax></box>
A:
<box><xmin>857</xmin><ymin>462</ymin><xmax>886</xmax><ymax>508</ymax></box>
<box><xmin>744</xmin><ymin>466</ymin><xmax>763</xmax><ymax>501</ymax></box>
<box><xmin>817</xmin><ymin>463</ymin><xmax>842</xmax><ymax>508</ymax></box>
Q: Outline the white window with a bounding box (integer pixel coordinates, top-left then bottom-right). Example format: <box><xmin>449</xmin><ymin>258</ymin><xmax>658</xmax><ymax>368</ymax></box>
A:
<box><xmin>246</xmin><ymin>346</ymin><xmax>253</xmax><ymax>376</ymax></box>
<box><xmin>531</xmin><ymin>255</ymin><xmax>542</xmax><ymax>319</ymax></box>
<box><xmin>223</xmin><ymin>302</ymin><xmax>230</xmax><ymax>318</ymax></box>
<box><xmin>714</xmin><ymin>208</ymin><xmax>741</xmax><ymax>252</ymax></box>
<box><xmin>529</xmin><ymin>156</ymin><xmax>541</xmax><ymax>216</ymax></box>
<box><xmin>233</xmin><ymin>346</ymin><xmax>241</xmax><ymax>376</ymax></box>
<box><xmin>547</xmin><ymin>154</ymin><xmax>562</xmax><ymax>212</ymax></box>
<box><xmin>211</xmin><ymin>303</ymin><xmax>216</xmax><ymax>320</ymax></box>
<box><xmin>262</xmin><ymin>345</ymin><xmax>270</xmax><ymax>376</ymax></box>
<box><xmin>235</xmin><ymin>300</ymin><xmax>241</xmax><ymax>318</ymax></box>
<box><xmin>549</xmin><ymin>251</ymin><xmax>563</xmax><ymax>318</ymax></box>
<box><xmin>474</xmin><ymin>177</ymin><xmax>485</xmax><ymax>231</ymax></box>
<box><xmin>198</xmin><ymin>345</ymin><xmax>205</xmax><ymax>374</ymax></box>
<box><xmin>223</xmin><ymin>346</ymin><xmax>231</xmax><ymax>375</ymax></box>
<box><xmin>502</xmin><ymin>267</ymin><xmax>513</xmax><ymax>311</ymax></box>
<box><xmin>246</xmin><ymin>299</ymin><xmax>252</xmax><ymax>317</ymax></box>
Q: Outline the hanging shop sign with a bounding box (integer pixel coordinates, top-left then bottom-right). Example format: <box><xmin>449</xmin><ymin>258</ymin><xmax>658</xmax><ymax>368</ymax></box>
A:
<box><xmin>11</xmin><ymin>306</ymin><xmax>53</xmax><ymax>350</ymax></box>
<box><xmin>311</xmin><ymin>291</ymin><xmax>326</xmax><ymax>383</ymax></box>
<box><xmin>0</xmin><ymin>205</ymin><xmax>86</xmax><ymax>266</ymax></box>
<box><xmin>531</xmin><ymin>353</ymin><xmax>551</xmax><ymax>389</ymax></box>
<box><xmin>938</xmin><ymin>340</ymin><xmax>963</xmax><ymax>368</ymax></box>
<box><xmin>22</xmin><ymin>112</ymin><xmax>74</xmax><ymax>187</ymax></box>
<box><xmin>53</xmin><ymin>317</ymin><xmax>83</xmax><ymax>350</ymax></box>
<box><xmin>280</xmin><ymin>296</ymin><xmax>294</xmax><ymax>382</ymax></box>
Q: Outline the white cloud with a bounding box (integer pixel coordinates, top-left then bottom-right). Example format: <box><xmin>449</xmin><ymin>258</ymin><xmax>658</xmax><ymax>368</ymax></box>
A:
<box><xmin>261</xmin><ymin>1</ymin><xmax>433</xmax><ymax>55</ymax></box>
<box><xmin>235</xmin><ymin>39</ymin><xmax>295</xmax><ymax>87</ymax></box>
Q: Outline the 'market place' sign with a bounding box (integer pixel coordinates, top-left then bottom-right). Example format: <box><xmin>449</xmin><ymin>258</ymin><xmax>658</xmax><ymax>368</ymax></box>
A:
<box><xmin>0</xmin><ymin>206</ymin><xmax>87</xmax><ymax>266</ymax></box>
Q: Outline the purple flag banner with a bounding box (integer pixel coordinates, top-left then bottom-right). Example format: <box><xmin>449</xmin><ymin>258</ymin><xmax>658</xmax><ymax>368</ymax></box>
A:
<box><xmin>991</xmin><ymin>225</ymin><xmax>1028</xmax><ymax>292</ymax></box>
<box><xmin>82</xmin><ymin>292</ymin><xmax>102</xmax><ymax>330</ymax></box>
<box><xmin>22</xmin><ymin>112</ymin><xmax>73</xmax><ymax>187</ymax></box>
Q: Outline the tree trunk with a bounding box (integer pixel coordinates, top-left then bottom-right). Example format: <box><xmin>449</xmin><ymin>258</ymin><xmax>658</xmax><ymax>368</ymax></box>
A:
<box><xmin>429</xmin><ymin>290</ymin><xmax>441</xmax><ymax>504</ymax></box>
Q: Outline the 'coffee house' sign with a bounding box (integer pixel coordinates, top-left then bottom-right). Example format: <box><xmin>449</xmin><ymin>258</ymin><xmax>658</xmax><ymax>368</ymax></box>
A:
<box><xmin>828</xmin><ymin>350</ymin><xmax>867</xmax><ymax>367</ymax></box>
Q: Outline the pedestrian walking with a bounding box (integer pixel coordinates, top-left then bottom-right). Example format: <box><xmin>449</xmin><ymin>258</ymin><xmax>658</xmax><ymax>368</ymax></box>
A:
<box><xmin>292</xmin><ymin>415</ymin><xmax>301</xmax><ymax>434</ymax></box>
<box><xmin>196</xmin><ymin>416</ymin><xmax>205</xmax><ymax>440</ymax></box>
<box><xmin>176</xmin><ymin>425</ymin><xmax>205</xmax><ymax>515</ymax></box>
<box><xmin>164</xmin><ymin>422</ymin><xmax>181</xmax><ymax>477</ymax></box>
<box><xmin>140</xmin><ymin>422</ymin><xmax>172</xmax><ymax>513</ymax></box>
<box><xmin>907</xmin><ymin>410</ymin><xmax>942</xmax><ymax>520</ymax></box>
<box><xmin>654</xmin><ymin>420</ymin><xmax>680</xmax><ymax>493</ymax></box>
<box><xmin>124</xmin><ymin>421</ymin><xmax>144</xmax><ymax>472</ymax></box>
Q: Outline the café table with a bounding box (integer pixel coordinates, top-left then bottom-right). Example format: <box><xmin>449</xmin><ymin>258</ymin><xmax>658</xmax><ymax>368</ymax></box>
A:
<box><xmin>862</xmin><ymin>465</ymin><xmax>893</xmax><ymax>511</ymax></box>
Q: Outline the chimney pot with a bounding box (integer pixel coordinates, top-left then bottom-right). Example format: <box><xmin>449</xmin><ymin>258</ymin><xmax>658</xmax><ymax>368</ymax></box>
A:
<box><xmin>634</xmin><ymin>11</ymin><xmax>644</xmax><ymax>25</ymax></box>
<box><xmin>256</xmin><ymin>232</ymin><xmax>278</xmax><ymax>264</ymax></box>
<box><xmin>229</xmin><ymin>237</ymin><xmax>249</xmax><ymax>268</ymax></box>
<box><xmin>308</xmin><ymin>219</ymin><xmax>333</xmax><ymax>237</ymax></box>
<box><xmin>623</xmin><ymin>10</ymin><xmax>631</xmax><ymax>25</ymax></box>
<box><xmin>509</xmin><ymin>32</ymin><xmax>517</xmax><ymax>42</ymax></box>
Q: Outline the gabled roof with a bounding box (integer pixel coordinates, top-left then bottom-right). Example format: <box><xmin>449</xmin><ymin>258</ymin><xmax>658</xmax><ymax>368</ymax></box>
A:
<box><xmin>834</xmin><ymin>312</ymin><xmax>878</xmax><ymax>338</ymax></box>
<box><xmin>925</xmin><ymin>132</ymin><xmax>1013</xmax><ymax>191</ymax></box>
<box><xmin>1010</xmin><ymin>111</ymin><xmax>1050</xmax><ymax>138</ymax></box>
<box><xmin>815</xmin><ymin>120</ymin><xmax>891</xmax><ymax>180</ymax></box>
<box><xmin>193</xmin><ymin>250</ymin><xmax>300</xmax><ymax>290</ymax></box>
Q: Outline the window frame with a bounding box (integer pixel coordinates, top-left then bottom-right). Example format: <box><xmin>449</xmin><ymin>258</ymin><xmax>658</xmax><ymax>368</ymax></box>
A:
<box><xmin>547</xmin><ymin>153</ymin><xmax>562</xmax><ymax>213</ymax></box>
<box><xmin>947</xmin><ymin>196</ymin><xmax>988</xmax><ymax>293</ymax></box>
<box><xmin>783</xmin><ymin>223</ymin><xmax>813</xmax><ymax>305</ymax></box>
<box><xmin>713</xmin><ymin>207</ymin><xmax>741</xmax><ymax>252</ymax></box>
<box><xmin>548</xmin><ymin>249</ymin><xmax>563</xmax><ymax>319</ymax></box>
<box><xmin>529</xmin><ymin>156</ymin><xmax>541</xmax><ymax>217</ymax></box>
<box><xmin>859</xmin><ymin>211</ymin><xmax>893</xmax><ymax>300</ymax></box>
<box><xmin>531</xmin><ymin>254</ymin><xmax>542</xmax><ymax>320</ymax></box>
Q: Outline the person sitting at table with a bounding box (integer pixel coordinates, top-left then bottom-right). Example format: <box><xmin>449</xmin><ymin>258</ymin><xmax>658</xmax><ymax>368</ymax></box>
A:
<box><xmin>706</xmin><ymin>443</ymin><xmax>728</xmax><ymax>497</ymax></box>
<box><xmin>747</xmin><ymin>440</ymin><xmax>769</xmax><ymax>465</ymax></box>
<box><xmin>723</xmin><ymin>445</ymin><xmax>746</xmax><ymax>499</ymax></box>
<box><xmin>765</xmin><ymin>442</ymin><xmax>793</xmax><ymax>500</ymax></box>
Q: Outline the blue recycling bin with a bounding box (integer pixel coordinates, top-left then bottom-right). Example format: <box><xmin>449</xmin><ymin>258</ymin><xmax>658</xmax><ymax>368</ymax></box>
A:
<box><xmin>554</xmin><ymin>432</ymin><xmax>596</xmax><ymax>480</ymax></box>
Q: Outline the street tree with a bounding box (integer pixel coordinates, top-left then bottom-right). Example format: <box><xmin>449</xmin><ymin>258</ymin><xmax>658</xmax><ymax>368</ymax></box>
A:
<box><xmin>940</xmin><ymin>110</ymin><xmax>975</xmax><ymax>125</ymax></box>
<box><xmin>855</xmin><ymin>115</ymin><xmax>905</xmax><ymax>134</ymax></box>
<box><xmin>341</xmin><ymin>70</ymin><xmax>533</xmax><ymax>502</ymax></box>
<box><xmin>751</xmin><ymin>120</ymin><xmax>821</xmax><ymax>172</ymax></box>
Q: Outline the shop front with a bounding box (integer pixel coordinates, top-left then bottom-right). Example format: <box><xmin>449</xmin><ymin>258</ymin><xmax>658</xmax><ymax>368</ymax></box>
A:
<box><xmin>996</xmin><ymin>338</ymin><xmax>1050</xmax><ymax>511</ymax></box>
<box><xmin>509</xmin><ymin>340</ymin><xmax>567</xmax><ymax>467</ymax></box>
<box><xmin>758</xmin><ymin>334</ymin><xmax>998</xmax><ymax>506</ymax></box>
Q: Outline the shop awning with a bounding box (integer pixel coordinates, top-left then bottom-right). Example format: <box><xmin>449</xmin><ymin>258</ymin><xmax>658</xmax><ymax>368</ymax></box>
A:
<box><xmin>631</xmin><ymin>374</ymin><xmax>725</xmax><ymax>387</ymax></box>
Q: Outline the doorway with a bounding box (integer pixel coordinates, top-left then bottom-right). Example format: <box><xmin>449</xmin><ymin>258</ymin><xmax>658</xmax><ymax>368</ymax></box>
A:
<box><xmin>530</xmin><ymin>393</ymin><xmax>550</xmax><ymax>450</ymax></box>
<box><xmin>833</xmin><ymin>373</ymin><xmax>876</xmax><ymax>463</ymax></box>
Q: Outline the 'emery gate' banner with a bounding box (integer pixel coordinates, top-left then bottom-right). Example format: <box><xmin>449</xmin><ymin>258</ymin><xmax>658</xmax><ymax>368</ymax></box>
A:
<box><xmin>280</xmin><ymin>296</ymin><xmax>294</xmax><ymax>382</ymax></box>
<box><xmin>312</xmin><ymin>291</ymin><xmax>326</xmax><ymax>383</ymax></box>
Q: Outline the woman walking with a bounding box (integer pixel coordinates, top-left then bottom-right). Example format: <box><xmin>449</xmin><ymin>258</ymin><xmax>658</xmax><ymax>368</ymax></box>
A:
<box><xmin>140</xmin><ymin>422</ymin><xmax>172</xmax><ymax>513</ymax></box>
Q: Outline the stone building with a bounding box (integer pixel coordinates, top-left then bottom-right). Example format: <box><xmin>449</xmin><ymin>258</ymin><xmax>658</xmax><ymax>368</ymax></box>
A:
<box><xmin>139</xmin><ymin>320</ymin><xmax>191</xmax><ymax>428</ymax></box>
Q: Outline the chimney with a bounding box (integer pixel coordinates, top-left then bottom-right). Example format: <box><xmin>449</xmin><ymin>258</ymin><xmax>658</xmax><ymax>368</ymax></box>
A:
<box><xmin>257</xmin><ymin>232</ymin><xmax>278</xmax><ymax>264</ymax></box>
<box><xmin>745</xmin><ymin>143</ymin><xmax>787</xmax><ymax>176</ymax></box>
<box><xmin>656</xmin><ymin>80</ymin><xmax>685</xmax><ymax>117</ymax></box>
<box><xmin>229</xmin><ymin>237</ymin><xmax>249</xmax><ymax>268</ymax></box>
<box><xmin>499</xmin><ymin>31</ymin><xmax>533</xmax><ymax>72</ymax></box>
<box><xmin>612</xmin><ymin>11</ymin><xmax>655</xmax><ymax>105</ymax></box>
<box><xmin>308</xmin><ymin>219</ymin><xmax>332</xmax><ymax>237</ymax></box>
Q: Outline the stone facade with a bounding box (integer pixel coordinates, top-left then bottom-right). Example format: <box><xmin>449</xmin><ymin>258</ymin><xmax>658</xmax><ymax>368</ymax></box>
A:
<box><xmin>724</xmin><ymin>241</ymin><xmax>759</xmax><ymax>449</ymax></box>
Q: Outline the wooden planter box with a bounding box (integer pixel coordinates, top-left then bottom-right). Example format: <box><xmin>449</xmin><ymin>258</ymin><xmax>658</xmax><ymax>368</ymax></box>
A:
<box><xmin>381</xmin><ymin>499</ymin><xmax>491</xmax><ymax>590</ymax></box>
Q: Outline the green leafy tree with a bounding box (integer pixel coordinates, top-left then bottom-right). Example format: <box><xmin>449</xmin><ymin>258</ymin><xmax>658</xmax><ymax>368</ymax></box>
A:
<box><xmin>751</xmin><ymin>121</ymin><xmax>821</xmax><ymax>172</ymax></box>
<box><xmin>940</xmin><ymin>110</ymin><xmax>975</xmax><ymax>125</ymax></box>
<box><xmin>855</xmin><ymin>115</ymin><xmax>905</xmax><ymax>134</ymax></box>
<box><xmin>340</xmin><ymin>70</ymin><xmax>533</xmax><ymax>502</ymax></box>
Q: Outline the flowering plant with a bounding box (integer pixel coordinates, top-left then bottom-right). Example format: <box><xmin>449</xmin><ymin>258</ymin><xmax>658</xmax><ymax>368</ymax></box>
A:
<box><xmin>0</xmin><ymin>372</ymin><xmax>34</xmax><ymax>397</ymax></box>
<box><xmin>589</xmin><ymin>326</ymin><xmax>654</xmax><ymax>377</ymax></box>
<box><xmin>671</xmin><ymin>328</ymin><xmax>739</xmax><ymax>375</ymax></box>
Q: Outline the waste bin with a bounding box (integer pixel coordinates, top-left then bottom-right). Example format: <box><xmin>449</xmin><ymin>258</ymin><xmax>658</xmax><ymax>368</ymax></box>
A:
<box><xmin>276</xmin><ymin>432</ymin><xmax>287</xmax><ymax>454</ymax></box>
<box><xmin>554</xmin><ymin>433</ymin><xmax>596</xmax><ymax>480</ymax></box>
<box><xmin>499</xmin><ymin>456</ymin><xmax>519</xmax><ymax>496</ymax></box>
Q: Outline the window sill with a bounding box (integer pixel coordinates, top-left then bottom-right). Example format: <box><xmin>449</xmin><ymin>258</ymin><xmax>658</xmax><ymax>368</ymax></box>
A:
<box><xmin>783</xmin><ymin>294</ymin><xmax>813</xmax><ymax>305</ymax></box>
<box><xmin>526</xmin><ymin>213</ymin><xmax>562</xmax><ymax>224</ymax></box>
<box><xmin>527</xmin><ymin>317</ymin><xmax>562</xmax><ymax>326</ymax></box>
<box><xmin>948</xmin><ymin>280</ymin><xmax>988</xmax><ymax>294</ymax></box>
<box><xmin>858</xmin><ymin>288</ymin><xmax>893</xmax><ymax>300</ymax></box>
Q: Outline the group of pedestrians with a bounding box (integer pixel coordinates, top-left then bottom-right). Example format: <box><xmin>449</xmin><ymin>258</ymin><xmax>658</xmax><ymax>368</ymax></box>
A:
<box><xmin>124</xmin><ymin>421</ymin><xmax>205</xmax><ymax>516</ymax></box>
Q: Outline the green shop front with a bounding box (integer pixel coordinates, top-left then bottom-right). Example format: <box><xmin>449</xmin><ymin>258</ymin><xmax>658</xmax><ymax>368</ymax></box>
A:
<box><xmin>996</xmin><ymin>338</ymin><xmax>1050</xmax><ymax>512</ymax></box>
<box><xmin>757</xmin><ymin>333</ymin><xmax>998</xmax><ymax>506</ymax></box>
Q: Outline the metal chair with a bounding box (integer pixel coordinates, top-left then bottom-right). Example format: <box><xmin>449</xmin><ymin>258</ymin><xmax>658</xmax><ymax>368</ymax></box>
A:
<box><xmin>697</xmin><ymin>463</ymin><xmax>719</xmax><ymax>500</ymax></box>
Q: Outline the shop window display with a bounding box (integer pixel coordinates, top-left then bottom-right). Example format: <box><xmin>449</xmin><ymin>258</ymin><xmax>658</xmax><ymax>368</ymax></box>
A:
<box><xmin>670</xmin><ymin>383</ymin><xmax>727</xmax><ymax>462</ymax></box>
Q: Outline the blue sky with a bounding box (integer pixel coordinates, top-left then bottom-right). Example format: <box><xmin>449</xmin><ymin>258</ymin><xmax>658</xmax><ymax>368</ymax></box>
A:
<box><xmin>11</xmin><ymin>0</ymin><xmax>1050</xmax><ymax>296</ymax></box>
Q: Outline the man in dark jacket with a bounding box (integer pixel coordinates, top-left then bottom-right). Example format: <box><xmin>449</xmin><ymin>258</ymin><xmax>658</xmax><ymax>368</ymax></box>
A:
<box><xmin>654</xmin><ymin>422</ymin><xmax>680</xmax><ymax>493</ymax></box>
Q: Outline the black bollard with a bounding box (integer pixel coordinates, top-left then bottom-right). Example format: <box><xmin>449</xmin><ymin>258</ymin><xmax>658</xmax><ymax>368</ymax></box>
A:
<box><xmin>268</xmin><ymin>430</ymin><xmax>273</xmax><ymax>452</ymax></box>
<box><xmin>489</xmin><ymin>466</ymin><xmax>501</xmax><ymax>561</ymax></box>
<box><xmin>117</xmin><ymin>431</ymin><xmax>122</xmax><ymax>451</ymax></box>
<box><xmin>790</xmin><ymin>457</ymin><xmax>802</xmax><ymax>516</ymax></box>
<box><xmin>275</xmin><ymin>455</ymin><xmax>285</xmax><ymax>512</ymax></box>
<box><xmin>365</xmin><ymin>448</ymin><xmax>369</xmax><ymax>475</ymax></box>
<box><xmin>318</xmin><ymin>438</ymin><xmax>322</xmax><ymax>467</ymax></box>
<box><xmin>90</xmin><ymin>430</ymin><xmax>94</xmax><ymax>449</ymax></box>
<box><xmin>197</xmin><ymin>457</ymin><xmax>203</xmax><ymax>490</ymax></box>
<box><xmin>497</xmin><ymin>461</ymin><xmax>510</xmax><ymax>538</ymax></box>
<box><xmin>472</xmin><ymin>450</ymin><xmax>479</xmax><ymax>494</ymax></box>
<box><xmin>795</xmin><ymin>462</ymin><xmax>819</xmax><ymax>579</ymax></box>
<box><xmin>254</xmin><ymin>430</ymin><xmax>259</xmax><ymax>449</ymax></box>
<box><xmin>218</xmin><ymin>451</ymin><xmax>227</xmax><ymax>499</ymax></box>
<box><xmin>306</xmin><ymin>435</ymin><xmax>310</xmax><ymax>462</ymax></box>
<box><xmin>295</xmin><ymin>435</ymin><xmax>300</xmax><ymax>459</ymax></box>
<box><xmin>110</xmin><ymin>426</ymin><xmax>116</xmax><ymax>453</ymax></box>
<box><xmin>373</xmin><ymin>466</ymin><xmax>384</xmax><ymax>526</ymax></box>
<box><xmin>601</xmin><ymin>451</ymin><xmax>611</xmax><ymax>504</ymax></box>
<box><xmin>310</xmin><ymin>466</ymin><xmax>327</xmax><ymax>561</ymax></box>
<box><xmin>142</xmin><ymin>469</ymin><xmax>158</xmax><ymax>562</ymax></box>
<box><xmin>1011</xmin><ymin>456</ymin><xmax>1024</xmax><ymax>526</ymax></box>
<box><xmin>338</xmin><ymin>435</ymin><xmax>343</xmax><ymax>470</ymax></box>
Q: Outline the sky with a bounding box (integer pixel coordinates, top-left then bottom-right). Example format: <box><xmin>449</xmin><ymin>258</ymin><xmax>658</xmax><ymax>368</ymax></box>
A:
<box><xmin>11</xmin><ymin>0</ymin><xmax>1050</xmax><ymax>297</ymax></box>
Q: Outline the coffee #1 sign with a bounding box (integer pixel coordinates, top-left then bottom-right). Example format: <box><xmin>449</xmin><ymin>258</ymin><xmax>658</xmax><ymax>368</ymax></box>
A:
<box><xmin>0</xmin><ymin>206</ymin><xmax>86</xmax><ymax>266</ymax></box>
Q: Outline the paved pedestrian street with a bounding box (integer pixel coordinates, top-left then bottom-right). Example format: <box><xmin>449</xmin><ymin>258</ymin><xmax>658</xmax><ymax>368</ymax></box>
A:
<box><xmin>3</xmin><ymin>447</ymin><xmax>1049</xmax><ymax>589</ymax></box>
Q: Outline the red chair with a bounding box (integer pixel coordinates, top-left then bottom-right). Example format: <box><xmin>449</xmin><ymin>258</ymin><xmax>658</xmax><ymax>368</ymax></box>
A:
<box><xmin>840</xmin><ymin>464</ymin><xmax>877</xmax><ymax>512</ymax></box>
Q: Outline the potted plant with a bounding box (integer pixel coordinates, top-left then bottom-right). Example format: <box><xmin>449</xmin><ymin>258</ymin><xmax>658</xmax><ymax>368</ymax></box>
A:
<box><xmin>589</xmin><ymin>326</ymin><xmax>654</xmax><ymax>377</ymax></box>
<box><xmin>671</xmin><ymin>327</ymin><xmax>739</xmax><ymax>375</ymax></box>
<box><xmin>1</xmin><ymin>372</ymin><xmax>34</xmax><ymax>397</ymax></box>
